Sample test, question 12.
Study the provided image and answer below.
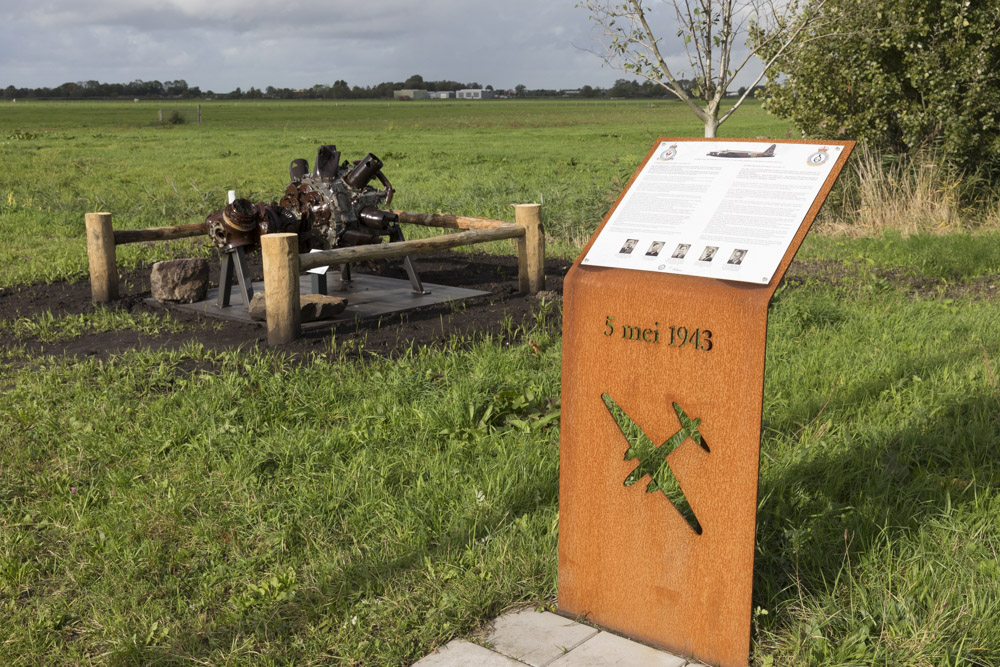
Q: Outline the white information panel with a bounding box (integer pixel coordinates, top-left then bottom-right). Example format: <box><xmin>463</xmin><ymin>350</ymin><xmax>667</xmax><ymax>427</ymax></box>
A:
<box><xmin>581</xmin><ymin>140</ymin><xmax>843</xmax><ymax>284</ymax></box>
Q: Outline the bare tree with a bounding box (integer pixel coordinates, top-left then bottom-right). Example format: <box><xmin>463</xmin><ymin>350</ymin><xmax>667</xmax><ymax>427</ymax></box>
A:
<box><xmin>580</xmin><ymin>0</ymin><xmax>828</xmax><ymax>137</ymax></box>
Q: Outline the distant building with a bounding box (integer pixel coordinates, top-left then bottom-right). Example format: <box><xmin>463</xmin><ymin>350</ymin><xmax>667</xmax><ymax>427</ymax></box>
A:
<box><xmin>456</xmin><ymin>89</ymin><xmax>494</xmax><ymax>100</ymax></box>
<box><xmin>430</xmin><ymin>91</ymin><xmax>456</xmax><ymax>99</ymax></box>
<box><xmin>394</xmin><ymin>89</ymin><xmax>430</xmax><ymax>100</ymax></box>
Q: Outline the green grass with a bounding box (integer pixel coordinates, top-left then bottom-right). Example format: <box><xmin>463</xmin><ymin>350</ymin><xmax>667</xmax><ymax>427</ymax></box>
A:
<box><xmin>3</xmin><ymin>269</ymin><xmax>1000</xmax><ymax>664</ymax></box>
<box><xmin>799</xmin><ymin>231</ymin><xmax>1000</xmax><ymax>282</ymax></box>
<box><xmin>758</xmin><ymin>276</ymin><xmax>1000</xmax><ymax>665</ymax></box>
<box><xmin>0</xmin><ymin>325</ymin><xmax>562</xmax><ymax>664</ymax></box>
<box><xmin>0</xmin><ymin>98</ymin><xmax>789</xmax><ymax>286</ymax></box>
<box><xmin>0</xmin><ymin>307</ymin><xmax>190</xmax><ymax>343</ymax></box>
<box><xmin>3</xmin><ymin>99</ymin><xmax>1000</xmax><ymax>665</ymax></box>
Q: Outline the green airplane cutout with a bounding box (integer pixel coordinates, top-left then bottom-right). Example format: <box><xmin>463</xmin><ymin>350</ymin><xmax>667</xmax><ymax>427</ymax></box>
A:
<box><xmin>601</xmin><ymin>394</ymin><xmax>710</xmax><ymax>534</ymax></box>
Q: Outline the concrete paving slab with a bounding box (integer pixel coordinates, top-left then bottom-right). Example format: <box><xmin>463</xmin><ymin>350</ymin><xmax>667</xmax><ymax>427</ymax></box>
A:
<box><xmin>547</xmin><ymin>631</ymin><xmax>688</xmax><ymax>667</ymax></box>
<box><xmin>413</xmin><ymin>639</ymin><xmax>526</xmax><ymax>667</ymax></box>
<box><xmin>161</xmin><ymin>273</ymin><xmax>488</xmax><ymax>327</ymax></box>
<box><xmin>486</xmin><ymin>610</ymin><xmax>599</xmax><ymax>666</ymax></box>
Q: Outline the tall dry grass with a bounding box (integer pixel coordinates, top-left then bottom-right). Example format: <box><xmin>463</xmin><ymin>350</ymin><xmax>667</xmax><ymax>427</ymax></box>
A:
<box><xmin>817</xmin><ymin>144</ymin><xmax>977</xmax><ymax>236</ymax></box>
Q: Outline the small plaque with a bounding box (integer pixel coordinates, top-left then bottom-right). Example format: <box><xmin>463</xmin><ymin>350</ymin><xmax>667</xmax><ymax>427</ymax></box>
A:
<box><xmin>581</xmin><ymin>141</ymin><xmax>844</xmax><ymax>284</ymax></box>
<box><xmin>306</xmin><ymin>248</ymin><xmax>330</xmax><ymax>275</ymax></box>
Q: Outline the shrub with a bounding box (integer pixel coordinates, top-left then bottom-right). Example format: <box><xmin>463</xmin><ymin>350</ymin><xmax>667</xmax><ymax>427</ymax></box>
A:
<box><xmin>758</xmin><ymin>0</ymin><xmax>1000</xmax><ymax>174</ymax></box>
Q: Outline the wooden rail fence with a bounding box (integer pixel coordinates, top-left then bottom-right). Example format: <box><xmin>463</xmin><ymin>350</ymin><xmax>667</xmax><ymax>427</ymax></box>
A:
<box><xmin>85</xmin><ymin>204</ymin><xmax>546</xmax><ymax>345</ymax></box>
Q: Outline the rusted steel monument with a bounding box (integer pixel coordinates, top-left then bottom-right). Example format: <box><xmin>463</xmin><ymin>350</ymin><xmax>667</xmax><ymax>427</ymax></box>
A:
<box><xmin>558</xmin><ymin>138</ymin><xmax>853</xmax><ymax>667</ymax></box>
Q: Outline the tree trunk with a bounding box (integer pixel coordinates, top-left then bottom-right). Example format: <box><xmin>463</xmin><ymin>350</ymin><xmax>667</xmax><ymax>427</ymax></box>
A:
<box><xmin>704</xmin><ymin>118</ymin><xmax>719</xmax><ymax>138</ymax></box>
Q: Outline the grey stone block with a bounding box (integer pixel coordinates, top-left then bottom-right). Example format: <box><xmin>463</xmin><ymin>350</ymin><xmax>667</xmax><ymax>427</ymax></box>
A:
<box><xmin>486</xmin><ymin>610</ymin><xmax>598</xmax><ymax>666</ymax></box>
<box><xmin>547</xmin><ymin>631</ymin><xmax>688</xmax><ymax>667</ymax></box>
<box><xmin>412</xmin><ymin>639</ymin><xmax>525</xmax><ymax>666</ymax></box>
<box><xmin>151</xmin><ymin>258</ymin><xmax>209</xmax><ymax>304</ymax></box>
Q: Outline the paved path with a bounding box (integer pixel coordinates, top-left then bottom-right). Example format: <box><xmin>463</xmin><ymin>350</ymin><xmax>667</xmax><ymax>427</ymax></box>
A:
<box><xmin>413</xmin><ymin>609</ymin><xmax>708</xmax><ymax>666</ymax></box>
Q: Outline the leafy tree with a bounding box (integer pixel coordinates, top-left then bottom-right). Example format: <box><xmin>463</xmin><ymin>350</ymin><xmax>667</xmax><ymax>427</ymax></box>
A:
<box><xmin>164</xmin><ymin>79</ymin><xmax>188</xmax><ymax>96</ymax></box>
<box><xmin>610</xmin><ymin>78</ymin><xmax>642</xmax><ymax>98</ymax></box>
<box><xmin>757</xmin><ymin>0</ymin><xmax>1000</xmax><ymax>169</ymax></box>
<box><xmin>331</xmin><ymin>80</ymin><xmax>351</xmax><ymax>99</ymax></box>
<box><xmin>580</xmin><ymin>0</ymin><xmax>830</xmax><ymax>136</ymax></box>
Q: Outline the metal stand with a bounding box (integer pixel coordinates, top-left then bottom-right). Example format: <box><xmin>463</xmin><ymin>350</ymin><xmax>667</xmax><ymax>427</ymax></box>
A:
<box><xmin>218</xmin><ymin>246</ymin><xmax>254</xmax><ymax>308</ymax></box>
<box><xmin>334</xmin><ymin>257</ymin><xmax>426</xmax><ymax>295</ymax></box>
<box><xmin>388</xmin><ymin>226</ymin><xmax>428</xmax><ymax>295</ymax></box>
<box><xmin>310</xmin><ymin>272</ymin><xmax>328</xmax><ymax>295</ymax></box>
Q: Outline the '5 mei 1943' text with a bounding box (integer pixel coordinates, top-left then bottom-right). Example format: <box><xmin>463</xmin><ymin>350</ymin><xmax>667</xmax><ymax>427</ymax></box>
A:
<box><xmin>603</xmin><ymin>316</ymin><xmax>713</xmax><ymax>351</ymax></box>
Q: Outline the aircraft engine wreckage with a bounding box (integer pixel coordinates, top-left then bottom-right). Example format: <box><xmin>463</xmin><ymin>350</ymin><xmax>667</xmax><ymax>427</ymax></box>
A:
<box><xmin>204</xmin><ymin>145</ymin><xmax>401</xmax><ymax>253</ymax></box>
<box><xmin>203</xmin><ymin>144</ymin><xmax>424</xmax><ymax>292</ymax></box>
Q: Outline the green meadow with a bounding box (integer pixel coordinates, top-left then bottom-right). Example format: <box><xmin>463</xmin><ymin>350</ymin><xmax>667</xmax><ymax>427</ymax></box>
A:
<box><xmin>0</xmin><ymin>99</ymin><xmax>789</xmax><ymax>284</ymax></box>
<box><xmin>2</xmin><ymin>99</ymin><xmax>1000</xmax><ymax>665</ymax></box>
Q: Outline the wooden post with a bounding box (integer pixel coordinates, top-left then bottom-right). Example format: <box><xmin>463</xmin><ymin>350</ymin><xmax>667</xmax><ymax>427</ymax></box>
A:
<box><xmin>85</xmin><ymin>212</ymin><xmax>118</xmax><ymax>303</ymax></box>
<box><xmin>261</xmin><ymin>233</ymin><xmax>300</xmax><ymax>345</ymax></box>
<box><xmin>392</xmin><ymin>210</ymin><xmax>518</xmax><ymax>230</ymax></box>
<box><xmin>114</xmin><ymin>221</ymin><xmax>207</xmax><ymax>244</ymax></box>
<box><xmin>197</xmin><ymin>104</ymin><xmax>202</xmax><ymax>123</ymax></box>
<box><xmin>299</xmin><ymin>226</ymin><xmax>524</xmax><ymax>272</ymax></box>
<box><xmin>158</xmin><ymin>109</ymin><xmax>163</xmax><ymax>123</ymax></box>
<box><xmin>514</xmin><ymin>203</ymin><xmax>545</xmax><ymax>294</ymax></box>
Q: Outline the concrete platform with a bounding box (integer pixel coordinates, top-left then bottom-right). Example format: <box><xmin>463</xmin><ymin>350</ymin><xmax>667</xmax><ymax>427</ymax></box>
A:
<box><xmin>160</xmin><ymin>272</ymin><xmax>488</xmax><ymax>328</ymax></box>
<box><xmin>413</xmin><ymin>610</ymin><xmax>708</xmax><ymax>667</ymax></box>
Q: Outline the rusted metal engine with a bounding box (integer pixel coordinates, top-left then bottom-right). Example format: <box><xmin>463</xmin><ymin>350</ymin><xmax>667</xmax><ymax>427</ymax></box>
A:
<box><xmin>204</xmin><ymin>145</ymin><xmax>402</xmax><ymax>255</ymax></box>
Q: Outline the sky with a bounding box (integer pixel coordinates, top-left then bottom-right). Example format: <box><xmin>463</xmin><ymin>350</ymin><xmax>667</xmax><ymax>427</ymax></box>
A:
<box><xmin>1</xmin><ymin>1</ymin><xmax>758</xmax><ymax>92</ymax></box>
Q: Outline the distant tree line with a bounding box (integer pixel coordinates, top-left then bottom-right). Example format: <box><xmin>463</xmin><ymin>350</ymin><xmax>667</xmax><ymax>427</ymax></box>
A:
<box><xmin>589</xmin><ymin>79</ymin><xmax>764</xmax><ymax>100</ymax></box>
<box><xmin>2</xmin><ymin>74</ymin><xmax>763</xmax><ymax>102</ymax></box>
<box><xmin>2</xmin><ymin>75</ymin><xmax>489</xmax><ymax>101</ymax></box>
<box><xmin>3</xmin><ymin>79</ymin><xmax>201</xmax><ymax>100</ymax></box>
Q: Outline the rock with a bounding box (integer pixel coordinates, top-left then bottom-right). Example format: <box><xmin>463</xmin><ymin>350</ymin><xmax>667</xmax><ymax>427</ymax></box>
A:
<box><xmin>248</xmin><ymin>292</ymin><xmax>267</xmax><ymax>321</ymax></box>
<box><xmin>150</xmin><ymin>258</ymin><xmax>209</xmax><ymax>303</ymax></box>
<box><xmin>300</xmin><ymin>294</ymin><xmax>349</xmax><ymax>322</ymax></box>
<box><xmin>248</xmin><ymin>292</ymin><xmax>348</xmax><ymax>323</ymax></box>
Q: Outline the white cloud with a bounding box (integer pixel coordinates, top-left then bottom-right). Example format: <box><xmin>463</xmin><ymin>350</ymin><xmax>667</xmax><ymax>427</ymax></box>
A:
<box><xmin>1</xmin><ymin>0</ymin><xmax>715</xmax><ymax>91</ymax></box>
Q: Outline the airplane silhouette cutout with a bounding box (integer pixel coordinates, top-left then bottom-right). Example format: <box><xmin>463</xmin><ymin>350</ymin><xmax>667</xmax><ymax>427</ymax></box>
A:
<box><xmin>602</xmin><ymin>394</ymin><xmax>710</xmax><ymax>534</ymax></box>
<box><xmin>707</xmin><ymin>144</ymin><xmax>776</xmax><ymax>158</ymax></box>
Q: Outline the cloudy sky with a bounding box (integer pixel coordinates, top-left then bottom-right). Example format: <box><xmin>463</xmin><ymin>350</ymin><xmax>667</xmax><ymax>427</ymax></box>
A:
<box><xmin>0</xmin><ymin>0</ymin><xmax>722</xmax><ymax>92</ymax></box>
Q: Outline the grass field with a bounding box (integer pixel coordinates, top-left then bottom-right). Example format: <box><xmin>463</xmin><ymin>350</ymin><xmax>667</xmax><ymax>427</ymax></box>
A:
<box><xmin>3</xmin><ymin>99</ymin><xmax>1000</xmax><ymax>665</ymax></box>
<box><xmin>0</xmin><ymin>98</ymin><xmax>790</xmax><ymax>285</ymax></box>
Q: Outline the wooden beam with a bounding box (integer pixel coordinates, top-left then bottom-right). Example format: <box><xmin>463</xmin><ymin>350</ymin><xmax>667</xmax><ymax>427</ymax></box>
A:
<box><xmin>261</xmin><ymin>233</ymin><xmax>301</xmax><ymax>345</ymax></box>
<box><xmin>515</xmin><ymin>203</ymin><xmax>545</xmax><ymax>294</ymax></box>
<box><xmin>85</xmin><ymin>212</ymin><xmax>119</xmax><ymax>303</ymax></box>
<box><xmin>298</xmin><ymin>226</ymin><xmax>524</xmax><ymax>272</ymax></box>
<box><xmin>392</xmin><ymin>210</ymin><xmax>513</xmax><ymax>230</ymax></box>
<box><xmin>113</xmin><ymin>222</ymin><xmax>208</xmax><ymax>245</ymax></box>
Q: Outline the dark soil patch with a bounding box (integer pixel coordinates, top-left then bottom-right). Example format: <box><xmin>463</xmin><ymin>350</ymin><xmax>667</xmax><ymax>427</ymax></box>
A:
<box><xmin>2</xmin><ymin>254</ymin><xmax>994</xmax><ymax>363</ymax></box>
<box><xmin>0</xmin><ymin>251</ymin><xmax>571</xmax><ymax>361</ymax></box>
<box><xmin>779</xmin><ymin>258</ymin><xmax>1000</xmax><ymax>300</ymax></box>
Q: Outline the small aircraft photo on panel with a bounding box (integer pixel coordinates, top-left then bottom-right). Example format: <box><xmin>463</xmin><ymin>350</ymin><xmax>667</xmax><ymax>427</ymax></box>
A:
<box><xmin>706</xmin><ymin>144</ymin><xmax>776</xmax><ymax>158</ymax></box>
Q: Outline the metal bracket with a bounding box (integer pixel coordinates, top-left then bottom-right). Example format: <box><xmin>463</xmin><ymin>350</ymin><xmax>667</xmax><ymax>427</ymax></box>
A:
<box><xmin>218</xmin><ymin>246</ymin><xmax>254</xmax><ymax>309</ymax></box>
<box><xmin>388</xmin><ymin>226</ymin><xmax>428</xmax><ymax>295</ymax></box>
<box><xmin>311</xmin><ymin>272</ymin><xmax>328</xmax><ymax>295</ymax></box>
